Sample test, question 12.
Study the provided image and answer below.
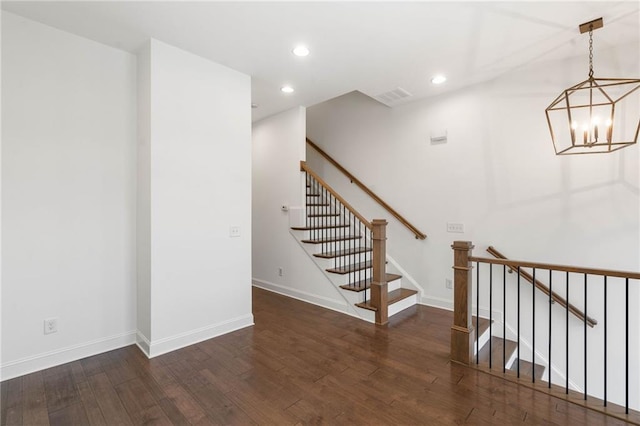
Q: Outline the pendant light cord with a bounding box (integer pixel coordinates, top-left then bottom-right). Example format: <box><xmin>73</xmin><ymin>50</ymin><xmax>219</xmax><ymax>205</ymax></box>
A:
<box><xmin>588</xmin><ymin>27</ymin><xmax>594</xmax><ymax>78</ymax></box>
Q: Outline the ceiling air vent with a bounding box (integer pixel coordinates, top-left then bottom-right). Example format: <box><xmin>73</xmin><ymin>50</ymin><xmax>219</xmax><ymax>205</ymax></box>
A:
<box><xmin>373</xmin><ymin>87</ymin><xmax>412</xmax><ymax>106</ymax></box>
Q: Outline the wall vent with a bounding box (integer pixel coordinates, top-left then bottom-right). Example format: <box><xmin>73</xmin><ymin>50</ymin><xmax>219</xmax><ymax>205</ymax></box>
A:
<box><xmin>374</xmin><ymin>87</ymin><xmax>412</xmax><ymax>106</ymax></box>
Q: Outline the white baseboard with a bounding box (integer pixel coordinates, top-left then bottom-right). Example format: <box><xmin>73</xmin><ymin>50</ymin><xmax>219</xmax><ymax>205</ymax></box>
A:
<box><xmin>420</xmin><ymin>295</ymin><xmax>453</xmax><ymax>311</ymax></box>
<box><xmin>252</xmin><ymin>278</ymin><xmax>356</xmax><ymax>318</ymax></box>
<box><xmin>0</xmin><ymin>331</ymin><xmax>136</xmax><ymax>381</ymax></box>
<box><xmin>136</xmin><ymin>331</ymin><xmax>151</xmax><ymax>357</ymax></box>
<box><xmin>145</xmin><ymin>314</ymin><xmax>254</xmax><ymax>358</ymax></box>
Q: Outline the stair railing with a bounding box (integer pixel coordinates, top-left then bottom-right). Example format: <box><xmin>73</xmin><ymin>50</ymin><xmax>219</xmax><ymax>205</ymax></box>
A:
<box><xmin>451</xmin><ymin>241</ymin><xmax>640</xmax><ymax>420</ymax></box>
<box><xmin>301</xmin><ymin>161</ymin><xmax>390</xmax><ymax>325</ymax></box>
<box><xmin>487</xmin><ymin>246</ymin><xmax>597</xmax><ymax>327</ymax></box>
<box><xmin>306</xmin><ymin>138</ymin><xmax>427</xmax><ymax>240</ymax></box>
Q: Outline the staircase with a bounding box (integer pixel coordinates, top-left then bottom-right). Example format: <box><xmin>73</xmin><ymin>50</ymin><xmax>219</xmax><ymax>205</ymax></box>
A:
<box><xmin>290</xmin><ymin>169</ymin><xmax>418</xmax><ymax>324</ymax></box>
<box><xmin>473</xmin><ymin>317</ymin><xmax>545</xmax><ymax>381</ymax></box>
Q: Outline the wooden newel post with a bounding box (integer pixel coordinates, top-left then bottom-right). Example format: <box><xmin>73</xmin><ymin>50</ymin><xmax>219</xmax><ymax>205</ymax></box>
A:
<box><xmin>371</xmin><ymin>219</ymin><xmax>388</xmax><ymax>325</ymax></box>
<box><xmin>451</xmin><ymin>241</ymin><xmax>475</xmax><ymax>365</ymax></box>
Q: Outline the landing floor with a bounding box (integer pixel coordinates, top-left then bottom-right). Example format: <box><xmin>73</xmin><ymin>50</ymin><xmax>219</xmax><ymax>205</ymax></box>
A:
<box><xmin>1</xmin><ymin>287</ymin><xmax>627</xmax><ymax>425</ymax></box>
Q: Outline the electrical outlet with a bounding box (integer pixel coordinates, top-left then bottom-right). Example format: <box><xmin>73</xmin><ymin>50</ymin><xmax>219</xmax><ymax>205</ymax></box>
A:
<box><xmin>44</xmin><ymin>318</ymin><xmax>58</xmax><ymax>335</ymax></box>
<box><xmin>278</xmin><ymin>267</ymin><xmax>284</xmax><ymax>277</ymax></box>
<box><xmin>445</xmin><ymin>279</ymin><xmax>453</xmax><ymax>290</ymax></box>
<box><xmin>229</xmin><ymin>226</ymin><xmax>241</xmax><ymax>237</ymax></box>
<box><xmin>446</xmin><ymin>222</ymin><xmax>465</xmax><ymax>233</ymax></box>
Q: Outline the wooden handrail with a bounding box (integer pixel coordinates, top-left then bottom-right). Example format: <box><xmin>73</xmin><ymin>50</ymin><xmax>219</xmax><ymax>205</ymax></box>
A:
<box><xmin>306</xmin><ymin>138</ymin><xmax>427</xmax><ymax>240</ymax></box>
<box><xmin>468</xmin><ymin>256</ymin><xmax>640</xmax><ymax>280</ymax></box>
<box><xmin>485</xmin><ymin>246</ymin><xmax>597</xmax><ymax>328</ymax></box>
<box><xmin>301</xmin><ymin>161</ymin><xmax>371</xmax><ymax>229</ymax></box>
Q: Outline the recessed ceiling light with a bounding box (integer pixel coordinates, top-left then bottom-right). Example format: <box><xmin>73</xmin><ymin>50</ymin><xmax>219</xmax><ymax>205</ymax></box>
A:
<box><xmin>281</xmin><ymin>86</ymin><xmax>295</xmax><ymax>94</ymax></box>
<box><xmin>431</xmin><ymin>75</ymin><xmax>447</xmax><ymax>85</ymax></box>
<box><xmin>292</xmin><ymin>45</ymin><xmax>310</xmax><ymax>57</ymax></box>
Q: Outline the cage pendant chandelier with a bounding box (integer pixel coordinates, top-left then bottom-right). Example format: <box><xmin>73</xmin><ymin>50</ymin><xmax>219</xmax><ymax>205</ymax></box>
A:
<box><xmin>545</xmin><ymin>18</ymin><xmax>640</xmax><ymax>155</ymax></box>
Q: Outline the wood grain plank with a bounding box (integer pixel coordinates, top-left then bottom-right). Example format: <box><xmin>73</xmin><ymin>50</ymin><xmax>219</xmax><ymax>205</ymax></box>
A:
<box><xmin>75</xmin><ymin>381</ymin><xmax>107</xmax><ymax>426</ymax></box>
<box><xmin>115</xmin><ymin>377</ymin><xmax>172</xmax><ymax>426</ymax></box>
<box><xmin>87</xmin><ymin>372</ymin><xmax>132</xmax><ymax>426</ymax></box>
<box><xmin>22</xmin><ymin>372</ymin><xmax>49</xmax><ymax>425</ymax></box>
<box><xmin>48</xmin><ymin>402</ymin><xmax>89</xmax><ymax>426</ymax></box>
<box><xmin>2</xmin><ymin>378</ymin><xmax>23</xmax><ymax>426</ymax></box>
<box><xmin>43</xmin><ymin>369</ymin><xmax>80</xmax><ymax>413</ymax></box>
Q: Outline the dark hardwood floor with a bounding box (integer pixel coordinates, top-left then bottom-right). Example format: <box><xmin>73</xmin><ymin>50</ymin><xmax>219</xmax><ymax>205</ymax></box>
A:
<box><xmin>1</xmin><ymin>287</ymin><xmax>629</xmax><ymax>425</ymax></box>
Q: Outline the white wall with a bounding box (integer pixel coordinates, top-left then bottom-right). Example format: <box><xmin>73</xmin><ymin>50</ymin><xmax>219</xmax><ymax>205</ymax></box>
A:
<box><xmin>307</xmin><ymin>41</ymin><xmax>640</xmax><ymax>306</ymax></box>
<box><xmin>1</xmin><ymin>12</ymin><xmax>137</xmax><ymax>380</ymax></box>
<box><xmin>137</xmin><ymin>39</ymin><xmax>253</xmax><ymax>357</ymax></box>
<box><xmin>307</xmin><ymin>41</ymin><xmax>639</xmax><ymax>408</ymax></box>
<box><xmin>252</xmin><ymin>107</ymin><xmax>352</xmax><ymax>313</ymax></box>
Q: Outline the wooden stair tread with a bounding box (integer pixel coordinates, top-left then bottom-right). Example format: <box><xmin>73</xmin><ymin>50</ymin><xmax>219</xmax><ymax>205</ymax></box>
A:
<box><xmin>477</xmin><ymin>336</ymin><xmax>517</xmax><ymax>366</ymax></box>
<box><xmin>340</xmin><ymin>273</ymin><xmax>401</xmax><ymax>292</ymax></box>
<box><xmin>301</xmin><ymin>235</ymin><xmax>361</xmax><ymax>244</ymax></box>
<box><xmin>509</xmin><ymin>359</ymin><xmax>545</xmax><ymax>381</ymax></box>
<box><xmin>356</xmin><ymin>288</ymin><xmax>418</xmax><ymax>311</ymax></box>
<box><xmin>327</xmin><ymin>261</ymin><xmax>371</xmax><ymax>274</ymax></box>
<box><xmin>291</xmin><ymin>224</ymin><xmax>349</xmax><ymax>231</ymax></box>
<box><xmin>314</xmin><ymin>246</ymin><xmax>371</xmax><ymax>259</ymax></box>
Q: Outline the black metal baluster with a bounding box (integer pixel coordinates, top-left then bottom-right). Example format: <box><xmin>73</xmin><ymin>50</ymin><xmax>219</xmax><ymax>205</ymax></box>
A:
<box><xmin>348</xmin><ymin>211</ymin><xmax>353</xmax><ymax>296</ymax></box>
<box><xmin>489</xmin><ymin>264</ymin><xmax>493</xmax><ymax>369</ymax></box>
<box><xmin>341</xmin><ymin>204</ymin><xmax>345</xmax><ymax>274</ymax></box>
<box><xmin>566</xmin><ymin>271</ymin><xmax>569</xmax><ymax>395</ymax></box>
<box><xmin>358</xmin><ymin>219</ymin><xmax>361</xmax><ymax>293</ymax></box>
<box><xmin>476</xmin><ymin>261</ymin><xmax>480</xmax><ymax>365</ymax></box>
<box><xmin>604</xmin><ymin>276</ymin><xmax>607</xmax><ymax>406</ymax></box>
<box><xmin>584</xmin><ymin>273</ymin><xmax>587</xmax><ymax>401</ymax></box>
<box><xmin>532</xmin><ymin>267</ymin><xmax>536</xmax><ymax>383</ymax></box>
<box><xmin>322</xmin><ymin>186</ymin><xmax>327</xmax><ymax>255</ymax></box>
<box><xmin>503</xmin><ymin>265</ymin><xmax>506</xmax><ymax>373</ymax></box>
<box><xmin>549</xmin><ymin>270</ymin><xmax>552</xmax><ymax>388</ymax></box>
<box><xmin>517</xmin><ymin>266</ymin><xmax>521</xmax><ymax>378</ymax></box>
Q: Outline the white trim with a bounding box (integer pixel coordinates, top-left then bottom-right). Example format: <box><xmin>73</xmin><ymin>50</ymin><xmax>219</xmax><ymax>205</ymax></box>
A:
<box><xmin>136</xmin><ymin>331</ymin><xmax>151</xmax><ymax>357</ymax></box>
<box><xmin>420</xmin><ymin>295</ymin><xmax>453</xmax><ymax>311</ymax></box>
<box><xmin>146</xmin><ymin>314</ymin><xmax>254</xmax><ymax>358</ymax></box>
<box><xmin>0</xmin><ymin>330</ymin><xmax>136</xmax><ymax>381</ymax></box>
<box><xmin>252</xmin><ymin>278</ymin><xmax>360</xmax><ymax>319</ymax></box>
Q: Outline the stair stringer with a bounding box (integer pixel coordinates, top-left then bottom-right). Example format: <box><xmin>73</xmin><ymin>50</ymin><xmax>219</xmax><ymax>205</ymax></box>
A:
<box><xmin>289</xmin><ymin>228</ymin><xmax>415</xmax><ymax>322</ymax></box>
<box><xmin>502</xmin><ymin>321</ymin><xmax>582</xmax><ymax>393</ymax></box>
<box><xmin>475</xmin><ymin>314</ymin><xmax>580</xmax><ymax>393</ymax></box>
<box><xmin>289</xmin><ymin>228</ymin><xmax>376</xmax><ymax>323</ymax></box>
<box><xmin>385</xmin><ymin>253</ymin><xmax>424</xmax><ymax>302</ymax></box>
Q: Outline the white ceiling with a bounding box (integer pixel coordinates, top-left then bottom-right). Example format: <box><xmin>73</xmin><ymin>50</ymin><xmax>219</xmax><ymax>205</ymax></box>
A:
<box><xmin>2</xmin><ymin>1</ymin><xmax>639</xmax><ymax>122</ymax></box>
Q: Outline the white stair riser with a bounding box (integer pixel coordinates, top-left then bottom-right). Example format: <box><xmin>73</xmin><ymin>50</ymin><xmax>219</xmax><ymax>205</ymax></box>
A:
<box><xmin>473</xmin><ymin>322</ymin><xmax>492</xmax><ymax>356</ymax></box>
<box><xmin>304</xmin><ymin>216</ymin><xmax>346</xmax><ymax>228</ymax></box>
<box><xmin>300</xmin><ymin>227</ymin><xmax>356</xmax><ymax>239</ymax></box>
<box><xmin>313</xmin><ymin>252</ymin><xmax>373</xmax><ymax>268</ymax></box>
<box><xmin>388</xmin><ymin>294</ymin><xmax>418</xmax><ymax>317</ymax></box>
<box><xmin>342</xmin><ymin>278</ymin><xmax>404</xmax><ymax>306</ymax></box>
<box><xmin>304</xmin><ymin>240</ymin><xmax>368</xmax><ymax>253</ymax></box>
